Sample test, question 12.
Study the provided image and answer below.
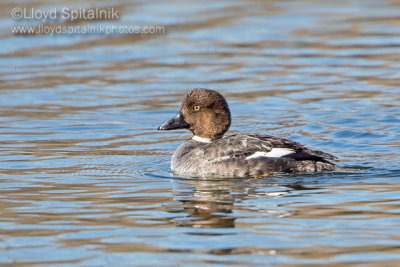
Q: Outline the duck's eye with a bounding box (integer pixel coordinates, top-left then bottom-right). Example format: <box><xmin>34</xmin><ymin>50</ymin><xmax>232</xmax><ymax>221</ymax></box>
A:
<box><xmin>193</xmin><ymin>105</ymin><xmax>200</xmax><ymax>111</ymax></box>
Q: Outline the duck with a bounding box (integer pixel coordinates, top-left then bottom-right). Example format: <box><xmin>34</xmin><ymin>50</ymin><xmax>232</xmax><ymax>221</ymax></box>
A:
<box><xmin>158</xmin><ymin>88</ymin><xmax>341</xmax><ymax>178</ymax></box>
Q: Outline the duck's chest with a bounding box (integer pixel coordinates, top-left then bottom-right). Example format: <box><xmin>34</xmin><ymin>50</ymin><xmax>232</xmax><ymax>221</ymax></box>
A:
<box><xmin>171</xmin><ymin>140</ymin><xmax>214</xmax><ymax>175</ymax></box>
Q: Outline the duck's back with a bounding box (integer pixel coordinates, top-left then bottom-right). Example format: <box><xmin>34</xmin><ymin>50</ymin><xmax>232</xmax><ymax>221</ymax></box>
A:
<box><xmin>171</xmin><ymin>134</ymin><xmax>341</xmax><ymax>178</ymax></box>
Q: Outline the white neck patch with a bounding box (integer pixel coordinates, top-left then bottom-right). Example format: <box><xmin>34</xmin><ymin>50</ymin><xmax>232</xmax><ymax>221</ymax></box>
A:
<box><xmin>192</xmin><ymin>135</ymin><xmax>212</xmax><ymax>143</ymax></box>
<box><xmin>246</xmin><ymin>148</ymin><xmax>295</xmax><ymax>160</ymax></box>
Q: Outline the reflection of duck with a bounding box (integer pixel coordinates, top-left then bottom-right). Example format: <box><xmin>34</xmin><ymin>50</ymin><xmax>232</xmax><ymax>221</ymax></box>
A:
<box><xmin>159</xmin><ymin>88</ymin><xmax>341</xmax><ymax>178</ymax></box>
<box><xmin>167</xmin><ymin>179</ymin><xmax>295</xmax><ymax>229</ymax></box>
<box><xmin>169</xmin><ymin>180</ymin><xmax>237</xmax><ymax>228</ymax></box>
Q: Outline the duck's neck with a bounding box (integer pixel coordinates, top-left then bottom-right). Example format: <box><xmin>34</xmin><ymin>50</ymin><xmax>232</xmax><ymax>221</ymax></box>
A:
<box><xmin>192</xmin><ymin>135</ymin><xmax>212</xmax><ymax>143</ymax></box>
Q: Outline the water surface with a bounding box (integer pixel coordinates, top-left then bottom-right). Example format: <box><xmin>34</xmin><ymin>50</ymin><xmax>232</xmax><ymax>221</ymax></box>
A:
<box><xmin>1</xmin><ymin>0</ymin><xmax>400</xmax><ymax>266</ymax></box>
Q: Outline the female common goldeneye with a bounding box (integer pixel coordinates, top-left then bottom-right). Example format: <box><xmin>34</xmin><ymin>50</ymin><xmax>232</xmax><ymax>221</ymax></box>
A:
<box><xmin>158</xmin><ymin>88</ymin><xmax>341</xmax><ymax>178</ymax></box>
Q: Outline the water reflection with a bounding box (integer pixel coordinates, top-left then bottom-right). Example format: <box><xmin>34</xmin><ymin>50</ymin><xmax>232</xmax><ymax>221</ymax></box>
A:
<box><xmin>168</xmin><ymin>178</ymin><xmax>315</xmax><ymax>229</ymax></box>
<box><xmin>169</xmin><ymin>180</ymin><xmax>240</xmax><ymax>228</ymax></box>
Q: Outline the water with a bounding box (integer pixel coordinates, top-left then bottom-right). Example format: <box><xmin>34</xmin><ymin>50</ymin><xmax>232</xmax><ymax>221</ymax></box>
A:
<box><xmin>1</xmin><ymin>0</ymin><xmax>400</xmax><ymax>265</ymax></box>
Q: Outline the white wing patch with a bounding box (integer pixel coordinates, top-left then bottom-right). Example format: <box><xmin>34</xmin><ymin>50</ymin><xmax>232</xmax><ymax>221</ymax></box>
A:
<box><xmin>246</xmin><ymin>148</ymin><xmax>295</xmax><ymax>160</ymax></box>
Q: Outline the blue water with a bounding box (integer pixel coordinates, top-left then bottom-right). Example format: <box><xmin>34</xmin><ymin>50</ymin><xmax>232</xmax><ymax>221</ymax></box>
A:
<box><xmin>1</xmin><ymin>0</ymin><xmax>400</xmax><ymax>266</ymax></box>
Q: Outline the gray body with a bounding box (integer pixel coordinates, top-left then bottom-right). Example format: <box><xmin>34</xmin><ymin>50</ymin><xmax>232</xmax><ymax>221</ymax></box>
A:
<box><xmin>171</xmin><ymin>134</ymin><xmax>341</xmax><ymax>178</ymax></box>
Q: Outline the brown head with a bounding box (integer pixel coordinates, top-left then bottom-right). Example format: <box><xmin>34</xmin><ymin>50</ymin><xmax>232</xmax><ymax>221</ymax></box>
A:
<box><xmin>158</xmin><ymin>88</ymin><xmax>231</xmax><ymax>141</ymax></box>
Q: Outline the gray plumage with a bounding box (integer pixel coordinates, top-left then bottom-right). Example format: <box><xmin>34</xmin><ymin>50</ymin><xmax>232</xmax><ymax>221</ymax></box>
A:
<box><xmin>171</xmin><ymin>134</ymin><xmax>341</xmax><ymax>178</ymax></box>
